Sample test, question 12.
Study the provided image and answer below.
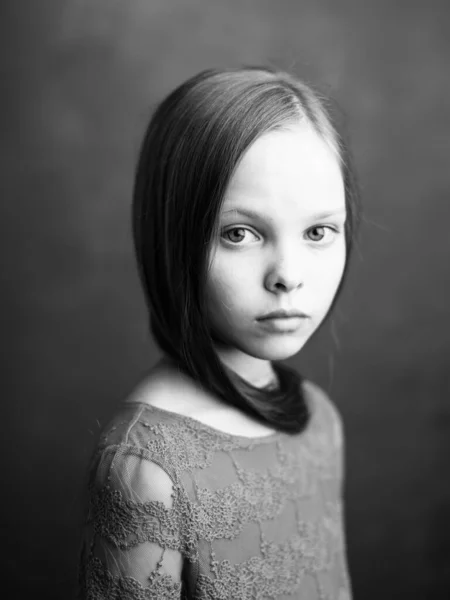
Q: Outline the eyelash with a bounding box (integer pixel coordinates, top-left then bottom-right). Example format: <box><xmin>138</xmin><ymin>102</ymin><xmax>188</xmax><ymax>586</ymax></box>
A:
<box><xmin>221</xmin><ymin>225</ymin><xmax>340</xmax><ymax>245</ymax></box>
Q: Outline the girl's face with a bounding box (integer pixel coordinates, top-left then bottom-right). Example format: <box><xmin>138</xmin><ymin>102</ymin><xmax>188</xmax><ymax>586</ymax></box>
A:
<box><xmin>205</xmin><ymin>123</ymin><xmax>346</xmax><ymax>379</ymax></box>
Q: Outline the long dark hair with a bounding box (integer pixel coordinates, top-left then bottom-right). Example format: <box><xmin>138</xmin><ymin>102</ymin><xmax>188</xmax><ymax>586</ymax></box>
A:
<box><xmin>132</xmin><ymin>66</ymin><xmax>360</xmax><ymax>435</ymax></box>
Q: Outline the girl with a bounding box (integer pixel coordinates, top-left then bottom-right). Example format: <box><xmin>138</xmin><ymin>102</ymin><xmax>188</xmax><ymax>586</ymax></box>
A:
<box><xmin>78</xmin><ymin>66</ymin><xmax>360</xmax><ymax>599</ymax></box>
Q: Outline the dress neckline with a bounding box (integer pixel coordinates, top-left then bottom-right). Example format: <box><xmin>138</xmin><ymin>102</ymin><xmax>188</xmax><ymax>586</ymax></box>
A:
<box><xmin>122</xmin><ymin>400</ymin><xmax>287</xmax><ymax>444</ymax></box>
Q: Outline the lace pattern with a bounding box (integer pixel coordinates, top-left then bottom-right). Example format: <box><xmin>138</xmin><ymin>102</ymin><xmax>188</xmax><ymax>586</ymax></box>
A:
<box><xmin>89</xmin><ymin>481</ymin><xmax>196</xmax><ymax>557</ymax></box>
<box><xmin>78</xmin><ymin>381</ymin><xmax>351</xmax><ymax>599</ymax></box>
<box><xmin>84</xmin><ymin>555</ymin><xmax>184</xmax><ymax>600</ymax></box>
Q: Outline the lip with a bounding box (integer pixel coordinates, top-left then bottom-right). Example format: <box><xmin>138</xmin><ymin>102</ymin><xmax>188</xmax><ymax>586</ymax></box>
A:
<box><xmin>257</xmin><ymin>309</ymin><xmax>308</xmax><ymax>320</ymax></box>
<box><xmin>257</xmin><ymin>316</ymin><xmax>306</xmax><ymax>333</ymax></box>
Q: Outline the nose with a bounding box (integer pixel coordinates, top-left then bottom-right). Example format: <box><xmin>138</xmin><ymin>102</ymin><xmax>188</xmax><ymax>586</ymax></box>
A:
<box><xmin>264</xmin><ymin>252</ymin><xmax>304</xmax><ymax>293</ymax></box>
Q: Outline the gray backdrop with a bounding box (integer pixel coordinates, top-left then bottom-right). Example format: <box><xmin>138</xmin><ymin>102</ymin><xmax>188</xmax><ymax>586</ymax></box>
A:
<box><xmin>2</xmin><ymin>0</ymin><xmax>449</xmax><ymax>598</ymax></box>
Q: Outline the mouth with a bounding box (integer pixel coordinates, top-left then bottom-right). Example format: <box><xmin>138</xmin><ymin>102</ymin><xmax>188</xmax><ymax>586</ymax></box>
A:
<box><xmin>257</xmin><ymin>310</ymin><xmax>309</xmax><ymax>321</ymax></box>
<box><xmin>257</xmin><ymin>315</ymin><xmax>308</xmax><ymax>333</ymax></box>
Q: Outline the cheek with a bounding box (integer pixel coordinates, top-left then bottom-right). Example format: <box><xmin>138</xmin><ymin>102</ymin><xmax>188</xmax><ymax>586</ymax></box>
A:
<box><xmin>206</xmin><ymin>264</ymin><xmax>241</xmax><ymax>317</ymax></box>
<box><xmin>206</xmin><ymin>254</ymin><xmax>256</xmax><ymax>321</ymax></box>
<box><xmin>311</xmin><ymin>246</ymin><xmax>346</xmax><ymax>297</ymax></box>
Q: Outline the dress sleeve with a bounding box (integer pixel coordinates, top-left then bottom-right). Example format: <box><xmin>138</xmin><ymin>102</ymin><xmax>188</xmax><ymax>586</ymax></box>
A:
<box><xmin>78</xmin><ymin>445</ymin><xmax>188</xmax><ymax>599</ymax></box>
<box><xmin>303</xmin><ymin>380</ymin><xmax>352</xmax><ymax>593</ymax></box>
<box><xmin>303</xmin><ymin>380</ymin><xmax>346</xmax><ymax>490</ymax></box>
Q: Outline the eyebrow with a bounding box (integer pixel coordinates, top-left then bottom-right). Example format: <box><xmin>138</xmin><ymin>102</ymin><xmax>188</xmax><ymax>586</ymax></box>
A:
<box><xmin>222</xmin><ymin>207</ymin><xmax>346</xmax><ymax>221</ymax></box>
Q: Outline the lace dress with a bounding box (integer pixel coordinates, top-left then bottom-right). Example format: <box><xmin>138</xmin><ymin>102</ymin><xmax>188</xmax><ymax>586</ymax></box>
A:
<box><xmin>77</xmin><ymin>380</ymin><xmax>352</xmax><ymax>599</ymax></box>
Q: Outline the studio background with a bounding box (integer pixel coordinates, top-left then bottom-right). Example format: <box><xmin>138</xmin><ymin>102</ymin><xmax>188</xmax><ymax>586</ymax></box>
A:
<box><xmin>2</xmin><ymin>1</ymin><xmax>449</xmax><ymax>598</ymax></box>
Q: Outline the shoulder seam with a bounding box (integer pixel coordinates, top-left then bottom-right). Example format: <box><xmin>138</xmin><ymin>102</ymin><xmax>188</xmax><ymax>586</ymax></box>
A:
<box><xmin>105</xmin><ymin>442</ymin><xmax>180</xmax><ymax>486</ymax></box>
<box><xmin>123</xmin><ymin>405</ymin><xmax>146</xmax><ymax>444</ymax></box>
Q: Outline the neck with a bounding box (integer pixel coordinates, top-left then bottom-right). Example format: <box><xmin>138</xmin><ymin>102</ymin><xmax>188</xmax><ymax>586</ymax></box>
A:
<box><xmin>213</xmin><ymin>345</ymin><xmax>278</xmax><ymax>388</ymax></box>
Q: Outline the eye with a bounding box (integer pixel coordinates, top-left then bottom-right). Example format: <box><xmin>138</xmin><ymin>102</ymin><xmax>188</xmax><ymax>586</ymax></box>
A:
<box><xmin>306</xmin><ymin>225</ymin><xmax>338</xmax><ymax>243</ymax></box>
<box><xmin>221</xmin><ymin>227</ymin><xmax>259</xmax><ymax>245</ymax></box>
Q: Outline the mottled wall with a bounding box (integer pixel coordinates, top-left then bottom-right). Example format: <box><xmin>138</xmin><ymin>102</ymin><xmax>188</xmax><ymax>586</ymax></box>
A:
<box><xmin>2</xmin><ymin>0</ymin><xmax>450</xmax><ymax>598</ymax></box>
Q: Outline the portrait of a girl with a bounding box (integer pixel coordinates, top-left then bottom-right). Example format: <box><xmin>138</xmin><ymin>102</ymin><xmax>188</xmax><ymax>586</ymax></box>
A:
<box><xmin>78</xmin><ymin>65</ymin><xmax>360</xmax><ymax>600</ymax></box>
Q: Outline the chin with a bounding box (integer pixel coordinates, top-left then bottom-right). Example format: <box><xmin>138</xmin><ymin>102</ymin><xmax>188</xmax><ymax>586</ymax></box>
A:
<box><xmin>238</xmin><ymin>335</ymin><xmax>309</xmax><ymax>362</ymax></box>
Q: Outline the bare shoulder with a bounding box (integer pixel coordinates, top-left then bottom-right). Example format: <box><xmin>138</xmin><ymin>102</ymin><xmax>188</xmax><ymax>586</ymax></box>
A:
<box><xmin>125</xmin><ymin>359</ymin><xmax>216</xmax><ymax>417</ymax></box>
<box><xmin>125</xmin><ymin>358</ymin><xmax>278</xmax><ymax>438</ymax></box>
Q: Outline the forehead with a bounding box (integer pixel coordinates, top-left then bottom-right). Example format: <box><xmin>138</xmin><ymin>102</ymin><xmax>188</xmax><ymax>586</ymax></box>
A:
<box><xmin>223</xmin><ymin>124</ymin><xmax>344</xmax><ymax>212</ymax></box>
